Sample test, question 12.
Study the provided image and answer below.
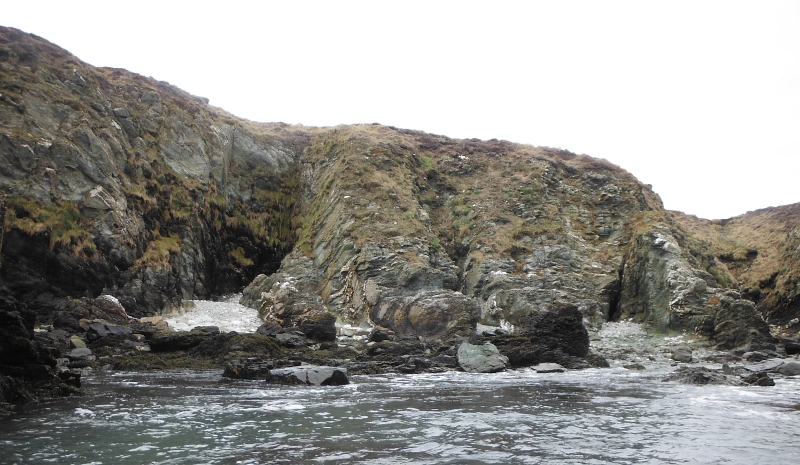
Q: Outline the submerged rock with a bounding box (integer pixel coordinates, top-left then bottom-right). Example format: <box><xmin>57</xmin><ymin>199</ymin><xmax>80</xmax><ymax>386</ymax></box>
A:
<box><xmin>741</xmin><ymin>372</ymin><xmax>775</xmax><ymax>386</ymax></box>
<box><xmin>270</xmin><ymin>366</ymin><xmax>349</xmax><ymax>386</ymax></box>
<box><xmin>532</xmin><ymin>363</ymin><xmax>566</xmax><ymax>373</ymax></box>
<box><xmin>662</xmin><ymin>367</ymin><xmax>741</xmax><ymax>386</ymax></box>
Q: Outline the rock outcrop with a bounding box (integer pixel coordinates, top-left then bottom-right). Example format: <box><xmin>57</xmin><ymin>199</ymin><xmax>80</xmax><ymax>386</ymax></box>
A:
<box><xmin>1</xmin><ymin>26</ymin><xmax>799</xmax><ymax>408</ymax></box>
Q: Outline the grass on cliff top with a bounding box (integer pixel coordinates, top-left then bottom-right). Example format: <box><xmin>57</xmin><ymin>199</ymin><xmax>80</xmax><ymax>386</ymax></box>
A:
<box><xmin>288</xmin><ymin>124</ymin><xmax>656</xmax><ymax>275</ymax></box>
<box><xmin>671</xmin><ymin>204</ymin><xmax>800</xmax><ymax>298</ymax></box>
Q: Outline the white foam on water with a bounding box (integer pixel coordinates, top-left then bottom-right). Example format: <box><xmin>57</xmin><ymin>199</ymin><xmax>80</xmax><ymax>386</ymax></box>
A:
<box><xmin>162</xmin><ymin>294</ymin><xmax>261</xmax><ymax>333</ymax></box>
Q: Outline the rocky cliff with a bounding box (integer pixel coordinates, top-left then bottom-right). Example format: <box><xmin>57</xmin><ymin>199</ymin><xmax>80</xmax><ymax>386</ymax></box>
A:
<box><xmin>1</xmin><ymin>27</ymin><xmax>798</xmax><ymax>407</ymax></box>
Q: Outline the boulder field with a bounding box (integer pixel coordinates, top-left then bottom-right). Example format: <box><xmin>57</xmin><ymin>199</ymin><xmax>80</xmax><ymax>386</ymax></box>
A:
<box><xmin>1</xmin><ymin>26</ymin><xmax>799</xmax><ymax>411</ymax></box>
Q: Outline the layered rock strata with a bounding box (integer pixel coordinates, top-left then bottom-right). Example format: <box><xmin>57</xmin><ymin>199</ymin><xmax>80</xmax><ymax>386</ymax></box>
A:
<box><xmin>1</xmin><ymin>27</ymin><xmax>798</xmax><ymax>409</ymax></box>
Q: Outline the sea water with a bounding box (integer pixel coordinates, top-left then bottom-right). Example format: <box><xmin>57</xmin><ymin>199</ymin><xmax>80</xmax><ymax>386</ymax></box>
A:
<box><xmin>2</xmin><ymin>367</ymin><xmax>799</xmax><ymax>464</ymax></box>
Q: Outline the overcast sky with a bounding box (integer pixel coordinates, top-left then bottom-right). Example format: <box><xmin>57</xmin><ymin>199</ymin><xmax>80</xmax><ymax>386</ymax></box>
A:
<box><xmin>4</xmin><ymin>1</ymin><xmax>798</xmax><ymax>219</ymax></box>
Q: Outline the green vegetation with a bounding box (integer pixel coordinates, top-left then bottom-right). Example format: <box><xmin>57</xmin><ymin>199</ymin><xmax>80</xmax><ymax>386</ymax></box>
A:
<box><xmin>136</xmin><ymin>231</ymin><xmax>181</xmax><ymax>266</ymax></box>
<box><xmin>229</xmin><ymin>247</ymin><xmax>254</xmax><ymax>267</ymax></box>
<box><xmin>5</xmin><ymin>197</ymin><xmax>94</xmax><ymax>252</ymax></box>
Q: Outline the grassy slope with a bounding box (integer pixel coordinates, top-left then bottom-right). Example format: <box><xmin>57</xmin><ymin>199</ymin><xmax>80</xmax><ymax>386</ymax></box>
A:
<box><xmin>671</xmin><ymin>204</ymin><xmax>800</xmax><ymax>323</ymax></box>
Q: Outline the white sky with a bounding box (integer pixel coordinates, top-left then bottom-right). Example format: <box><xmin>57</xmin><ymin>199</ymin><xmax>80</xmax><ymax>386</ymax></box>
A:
<box><xmin>3</xmin><ymin>1</ymin><xmax>799</xmax><ymax>219</ymax></box>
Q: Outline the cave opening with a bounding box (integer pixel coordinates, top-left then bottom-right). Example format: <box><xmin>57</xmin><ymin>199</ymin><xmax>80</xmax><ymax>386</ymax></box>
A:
<box><xmin>607</xmin><ymin>266</ymin><xmax>624</xmax><ymax>322</ymax></box>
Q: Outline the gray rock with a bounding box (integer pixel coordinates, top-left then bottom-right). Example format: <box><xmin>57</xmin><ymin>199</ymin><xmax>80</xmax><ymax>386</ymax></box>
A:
<box><xmin>533</xmin><ymin>363</ymin><xmax>565</xmax><ymax>373</ymax></box>
<box><xmin>671</xmin><ymin>348</ymin><xmax>693</xmax><ymax>363</ymax></box>
<box><xmin>276</xmin><ymin>332</ymin><xmax>307</xmax><ymax>348</ymax></box>
<box><xmin>270</xmin><ymin>366</ymin><xmax>349</xmax><ymax>386</ymax></box>
<box><xmin>742</xmin><ymin>372</ymin><xmax>775</xmax><ymax>386</ymax></box>
<box><xmin>776</xmin><ymin>362</ymin><xmax>800</xmax><ymax>376</ymax></box>
<box><xmin>457</xmin><ymin>342</ymin><xmax>509</xmax><ymax>373</ymax></box>
<box><xmin>67</xmin><ymin>348</ymin><xmax>94</xmax><ymax>361</ymax></box>
<box><xmin>663</xmin><ymin>367</ymin><xmax>741</xmax><ymax>385</ymax></box>
<box><xmin>112</xmin><ymin>107</ymin><xmax>130</xmax><ymax>118</ymax></box>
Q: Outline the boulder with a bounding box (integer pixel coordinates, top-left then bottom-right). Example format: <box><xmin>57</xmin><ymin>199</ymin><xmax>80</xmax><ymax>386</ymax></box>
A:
<box><xmin>742</xmin><ymin>371</ymin><xmax>775</xmax><ymax>386</ymax></box>
<box><xmin>670</xmin><ymin>348</ymin><xmax>693</xmax><ymax>363</ymax></box>
<box><xmin>254</xmin><ymin>277</ymin><xmax>337</xmax><ymax>342</ymax></box>
<box><xmin>487</xmin><ymin>303</ymin><xmax>590</xmax><ymax>369</ymax></box>
<box><xmin>370</xmin><ymin>290</ymin><xmax>480</xmax><ymax>340</ymax></box>
<box><xmin>780</xmin><ymin>336</ymin><xmax>800</xmax><ymax>355</ymax></box>
<box><xmin>776</xmin><ymin>362</ymin><xmax>800</xmax><ymax>376</ymax></box>
<box><xmin>457</xmin><ymin>342</ymin><xmax>509</xmax><ymax>373</ymax></box>
<box><xmin>368</xmin><ymin>328</ymin><xmax>394</xmax><ymax>343</ymax></box>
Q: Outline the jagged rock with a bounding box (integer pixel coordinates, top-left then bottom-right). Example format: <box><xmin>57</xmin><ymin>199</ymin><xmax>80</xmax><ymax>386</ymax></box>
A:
<box><xmin>663</xmin><ymin>367</ymin><xmax>741</xmax><ymax>385</ymax></box>
<box><xmin>249</xmin><ymin>272</ymin><xmax>337</xmax><ymax>342</ymax></box>
<box><xmin>457</xmin><ymin>342</ymin><xmax>509</xmax><ymax>373</ymax></box>
<box><xmin>129</xmin><ymin>318</ymin><xmax>167</xmax><ymax>339</ymax></box>
<box><xmin>619</xmin><ymin>227</ymin><xmax>774</xmax><ymax>349</ymax></box>
<box><xmin>368</xmin><ymin>328</ymin><xmax>394</xmax><ymax>342</ymax></box>
<box><xmin>742</xmin><ymin>372</ymin><xmax>775</xmax><ymax>386</ymax></box>
<box><xmin>270</xmin><ymin>366</ymin><xmax>349</xmax><ymax>386</ymax></box>
<box><xmin>222</xmin><ymin>358</ymin><xmax>275</xmax><ymax>380</ymax></box>
<box><xmin>255</xmin><ymin>320</ymin><xmax>283</xmax><ymax>337</ymax></box>
<box><xmin>275</xmin><ymin>332</ymin><xmax>308</xmax><ymax>348</ymax></box>
<box><xmin>53</xmin><ymin>296</ymin><xmax>129</xmax><ymax>332</ymax></box>
<box><xmin>85</xmin><ymin>319</ymin><xmax>133</xmax><ymax>341</ymax></box>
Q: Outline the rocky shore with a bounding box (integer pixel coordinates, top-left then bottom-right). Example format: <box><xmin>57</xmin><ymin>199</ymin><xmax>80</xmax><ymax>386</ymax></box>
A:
<box><xmin>4</xmin><ymin>290</ymin><xmax>798</xmax><ymax>416</ymax></box>
<box><xmin>1</xmin><ymin>26</ymin><xmax>799</xmax><ymax>413</ymax></box>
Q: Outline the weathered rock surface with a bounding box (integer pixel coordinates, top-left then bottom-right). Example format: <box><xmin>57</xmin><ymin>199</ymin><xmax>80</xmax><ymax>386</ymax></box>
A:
<box><xmin>619</xmin><ymin>227</ymin><xmax>774</xmax><ymax>349</ymax></box>
<box><xmin>662</xmin><ymin>367</ymin><xmax>742</xmax><ymax>386</ymax></box>
<box><xmin>2</xmin><ymin>26</ymin><xmax>799</xmax><ymax>408</ymax></box>
<box><xmin>269</xmin><ymin>366</ymin><xmax>349</xmax><ymax>386</ymax></box>
<box><xmin>222</xmin><ymin>358</ymin><xmax>275</xmax><ymax>380</ymax></box>
<box><xmin>457</xmin><ymin>342</ymin><xmax>509</xmax><ymax>373</ymax></box>
<box><xmin>0</xmin><ymin>292</ymin><xmax>79</xmax><ymax>413</ymax></box>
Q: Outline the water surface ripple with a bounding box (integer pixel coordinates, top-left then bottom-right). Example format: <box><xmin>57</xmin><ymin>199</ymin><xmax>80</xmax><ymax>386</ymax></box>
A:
<box><xmin>2</xmin><ymin>368</ymin><xmax>799</xmax><ymax>464</ymax></box>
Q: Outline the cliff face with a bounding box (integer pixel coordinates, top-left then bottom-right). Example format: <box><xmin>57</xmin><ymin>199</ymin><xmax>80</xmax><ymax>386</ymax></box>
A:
<box><xmin>0</xmin><ymin>27</ymin><xmax>301</xmax><ymax>318</ymax></box>
<box><xmin>1</xmin><ymin>26</ymin><xmax>795</xmax><ymax>352</ymax></box>
<box><xmin>671</xmin><ymin>205</ymin><xmax>800</xmax><ymax>328</ymax></box>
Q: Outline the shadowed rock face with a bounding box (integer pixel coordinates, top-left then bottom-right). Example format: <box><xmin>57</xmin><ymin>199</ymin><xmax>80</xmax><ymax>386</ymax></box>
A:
<box><xmin>0</xmin><ymin>26</ymin><xmax>796</xmax><ymax>386</ymax></box>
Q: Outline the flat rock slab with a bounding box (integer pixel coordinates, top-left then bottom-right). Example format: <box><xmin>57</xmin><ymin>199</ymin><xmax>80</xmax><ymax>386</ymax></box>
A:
<box><xmin>270</xmin><ymin>366</ymin><xmax>349</xmax><ymax>386</ymax></box>
<box><xmin>532</xmin><ymin>363</ymin><xmax>566</xmax><ymax>373</ymax></box>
